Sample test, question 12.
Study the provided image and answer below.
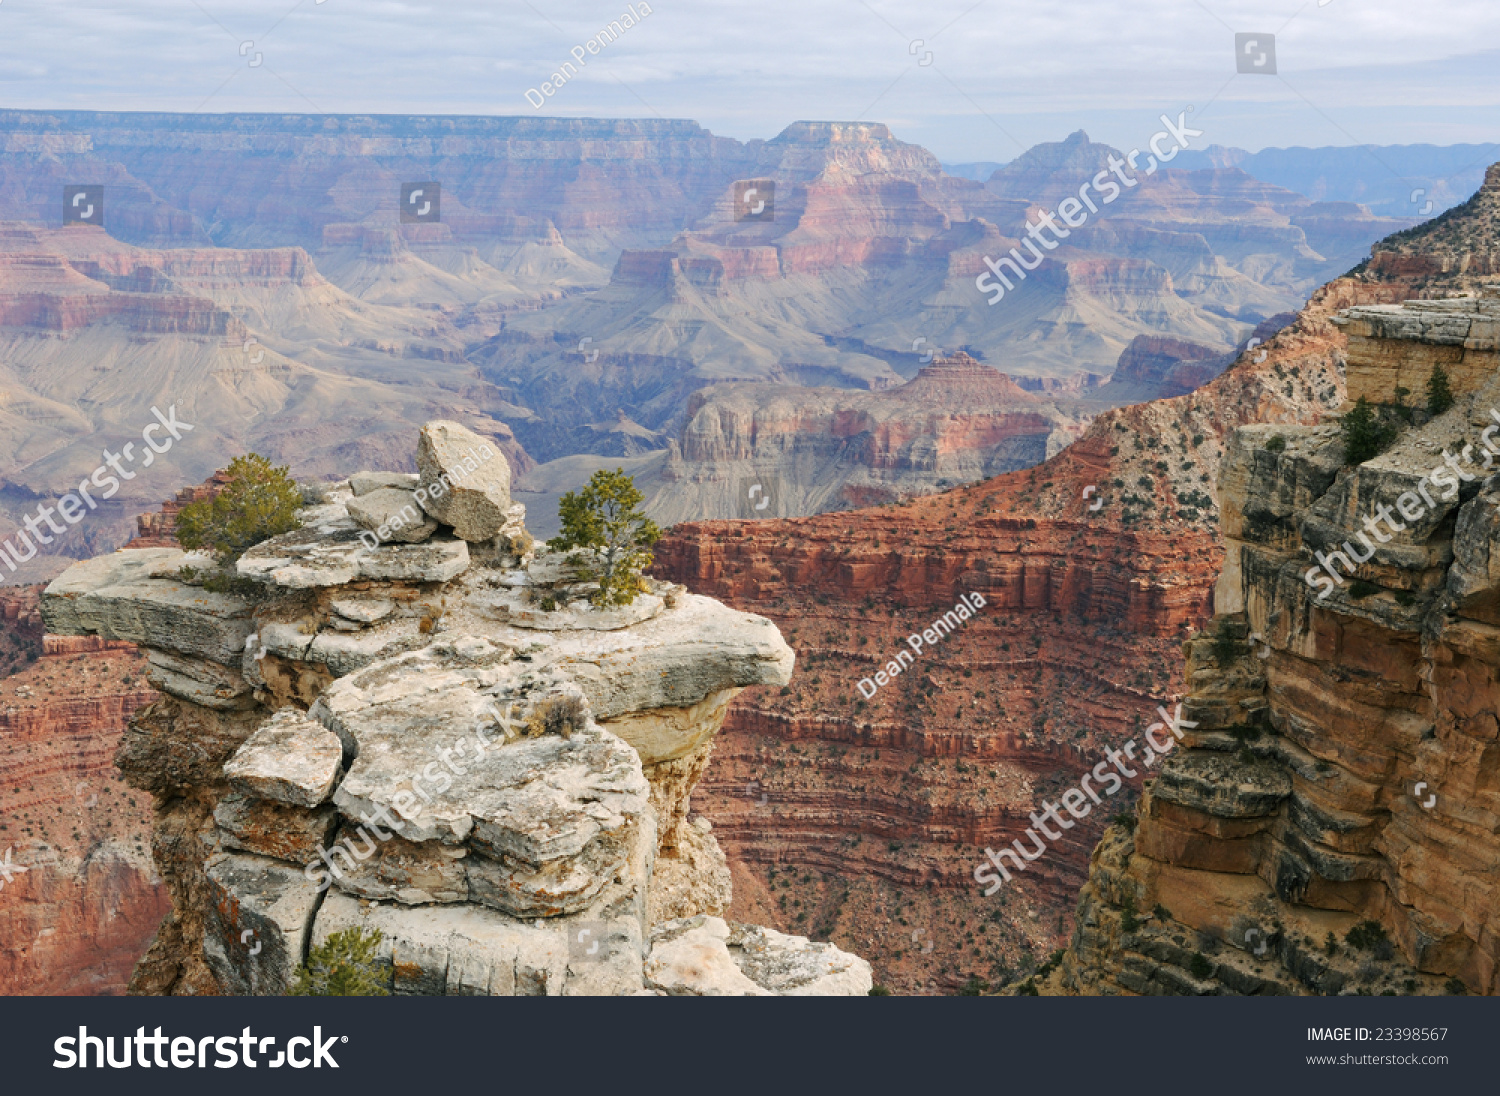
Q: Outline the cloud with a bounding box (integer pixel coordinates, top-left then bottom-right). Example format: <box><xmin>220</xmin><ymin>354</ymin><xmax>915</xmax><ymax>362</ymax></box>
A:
<box><xmin>0</xmin><ymin>0</ymin><xmax>1493</xmax><ymax>158</ymax></box>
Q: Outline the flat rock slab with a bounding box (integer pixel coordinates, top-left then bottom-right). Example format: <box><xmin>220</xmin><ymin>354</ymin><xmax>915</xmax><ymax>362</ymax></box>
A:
<box><xmin>312</xmin><ymin>891</ymin><xmax>645</xmax><ymax>996</ymax></box>
<box><xmin>524</xmin><ymin>593</ymin><xmax>793</xmax><ymax>724</ymax></box>
<box><xmin>473</xmin><ymin>587</ymin><xmax>665</xmax><ymax>631</ymax></box>
<box><xmin>225</xmin><ymin>708</ymin><xmax>344</xmax><ymax>807</ymax></box>
<box><xmin>202</xmin><ymin>852</ymin><xmax>325</xmax><ymax>996</ymax></box>
<box><xmin>237</xmin><ymin>518</ymin><xmax>468</xmax><ymax>588</ymax></box>
<box><xmin>416</xmin><ymin>420</ymin><xmax>512</xmax><ymax>541</ymax></box>
<box><xmin>350</xmin><ymin>471</ymin><xmax>419</xmax><ymax>497</ymax></box>
<box><xmin>41</xmin><ymin>548</ymin><xmax>254</xmax><ymax>664</ymax></box>
<box><xmin>347</xmin><ymin>487</ymin><xmax>439</xmax><ymax>544</ymax></box>
<box><xmin>644</xmin><ymin>916</ymin><xmax>873</xmax><ymax>996</ymax></box>
<box><xmin>215</xmin><ymin>794</ymin><xmax>339</xmax><ymax>862</ymax></box>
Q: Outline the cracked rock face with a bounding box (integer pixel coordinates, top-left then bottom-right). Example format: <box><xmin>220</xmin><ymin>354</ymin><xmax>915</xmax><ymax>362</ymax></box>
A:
<box><xmin>416</xmin><ymin>419</ymin><xmax>512</xmax><ymax>541</ymax></box>
<box><xmin>40</xmin><ymin>420</ymin><xmax>869</xmax><ymax>997</ymax></box>
<box><xmin>1056</xmin><ymin>348</ymin><xmax>1500</xmax><ymax>997</ymax></box>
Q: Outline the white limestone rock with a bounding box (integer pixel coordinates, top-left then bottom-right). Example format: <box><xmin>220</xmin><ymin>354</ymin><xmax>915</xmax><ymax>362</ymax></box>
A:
<box><xmin>346</xmin><ymin>487</ymin><xmax>439</xmax><ymax>544</ymax></box>
<box><xmin>311</xmin><ymin>890</ymin><xmax>647</xmax><ymax>996</ymax></box>
<box><xmin>224</xmin><ymin>708</ymin><xmax>344</xmax><ymax>808</ymax></box>
<box><xmin>237</xmin><ymin>518</ymin><xmax>469</xmax><ymax>588</ymax></box>
<box><xmin>41</xmin><ymin>548</ymin><xmax>254</xmax><ymax>664</ymax></box>
<box><xmin>350</xmin><ymin>471</ymin><xmax>419</xmax><ymax>497</ymax></box>
<box><xmin>416</xmin><ymin>420</ymin><xmax>512</xmax><ymax>541</ymax></box>
<box><xmin>312</xmin><ymin>639</ymin><xmax>652</xmax><ymax>918</ymax></box>
<box><xmin>644</xmin><ymin>916</ymin><xmax>873</xmax><ymax>996</ymax></box>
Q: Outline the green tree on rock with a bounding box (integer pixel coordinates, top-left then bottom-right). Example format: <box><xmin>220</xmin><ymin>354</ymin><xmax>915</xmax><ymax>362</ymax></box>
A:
<box><xmin>288</xmin><ymin>927</ymin><xmax>389</xmax><ymax>996</ymax></box>
<box><xmin>1340</xmin><ymin>398</ymin><xmax>1395</xmax><ymax>466</ymax></box>
<box><xmin>548</xmin><ymin>469</ymin><xmax>662</xmax><ymax>607</ymax></box>
<box><xmin>1426</xmin><ymin>364</ymin><xmax>1455</xmax><ymax>416</ymax></box>
<box><xmin>175</xmin><ymin>453</ymin><xmax>303</xmax><ymax>567</ymax></box>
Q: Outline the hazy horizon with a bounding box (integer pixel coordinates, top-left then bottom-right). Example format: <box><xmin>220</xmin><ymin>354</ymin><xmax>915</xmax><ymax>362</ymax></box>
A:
<box><xmin>0</xmin><ymin>0</ymin><xmax>1493</xmax><ymax>166</ymax></box>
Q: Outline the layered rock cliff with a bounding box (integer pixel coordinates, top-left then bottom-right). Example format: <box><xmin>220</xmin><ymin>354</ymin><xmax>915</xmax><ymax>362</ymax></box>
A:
<box><xmin>1046</xmin><ymin>164</ymin><xmax>1500</xmax><ymax>997</ymax></box>
<box><xmin>41</xmin><ymin>421</ymin><xmax>871</xmax><ymax>996</ymax></box>
<box><xmin>0</xmin><ymin>585</ymin><xmax>165</xmax><ymax>995</ymax></box>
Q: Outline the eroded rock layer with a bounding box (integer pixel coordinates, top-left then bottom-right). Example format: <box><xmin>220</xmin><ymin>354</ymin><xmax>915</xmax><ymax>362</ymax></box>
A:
<box><xmin>1052</xmin><ymin>172</ymin><xmax>1500</xmax><ymax>996</ymax></box>
<box><xmin>42</xmin><ymin>423</ymin><xmax>871</xmax><ymax>996</ymax></box>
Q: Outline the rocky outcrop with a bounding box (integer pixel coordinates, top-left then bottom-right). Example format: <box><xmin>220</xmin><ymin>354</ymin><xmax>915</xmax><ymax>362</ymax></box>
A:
<box><xmin>1051</xmin><ymin>163</ymin><xmax>1500</xmax><ymax>997</ymax></box>
<box><xmin>1335</xmin><ymin>293</ymin><xmax>1500</xmax><ymax>404</ymax></box>
<box><xmin>41</xmin><ymin>425</ymin><xmax>870</xmax><ymax>996</ymax></box>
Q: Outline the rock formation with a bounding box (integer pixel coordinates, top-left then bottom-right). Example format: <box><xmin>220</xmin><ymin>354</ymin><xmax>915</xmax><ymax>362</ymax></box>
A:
<box><xmin>1335</xmin><ymin>293</ymin><xmax>1500</xmax><ymax>405</ymax></box>
<box><xmin>1046</xmin><ymin>165</ymin><xmax>1500</xmax><ymax>997</ymax></box>
<box><xmin>650</xmin><ymin>247</ymin><xmax>1419</xmax><ymax>991</ymax></box>
<box><xmin>0</xmin><ymin>585</ymin><xmax>165</xmax><ymax>995</ymax></box>
<box><xmin>41</xmin><ymin>421</ymin><xmax>871</xmax><ymax>996</ymax></box>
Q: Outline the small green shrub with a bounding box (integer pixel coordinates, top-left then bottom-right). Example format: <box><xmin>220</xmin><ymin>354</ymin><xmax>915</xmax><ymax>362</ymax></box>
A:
<box><xmin>1345</xmin><ymin>920</ymin><xmax>1389</xmax><ymax>952</ymax></box>
<box><xmin>1265</xmin><ymin>434</ymin><xmax>1287</xmax><ymax>452</ymax></box>
<box><xmin>1426</xmin><ymin>364</ymin><xmax>1455</xmax><ymax>416</ymax></box>
<box><xmin>868</xmin><ymin>984</ymin><xmax>892</xmax><ymax>996</ymax></box>
<box><xmin>1188</xmin><ymin>952</ymin><xmax>1213</xmax><ymax>979</ymax></box>
<box><xmin>959</xmin><ymin>976</ymin><xmax>990</xmax><ymax>996</ymax></box>
<box><xmin>1340</xmin><ymin>398</ymin><xmax>1397</xmax><ymax>465</ymax></box>
<box><xmin>175</xmin><ymin>453</ymin><xmax>303</xmax><ymax>567</ymax></box>
<box><xmin>288</xmin><ymin>927</ymin><xmax>388</xmax><ymax>996</ymax></box>
<box><xmin>1119</xmin><ymin>896</ymin><xmax>1141</xmax><ymax>933</ymax></box>
<box><xmin>1348</xmin><ymin>580</ymin><xmax>1380</xmax><ymax>600</ymax></box>
<box><xmin>548</xmin><ymin>469</ymin><xmax>661</xmax><ymax>608</ymax></box>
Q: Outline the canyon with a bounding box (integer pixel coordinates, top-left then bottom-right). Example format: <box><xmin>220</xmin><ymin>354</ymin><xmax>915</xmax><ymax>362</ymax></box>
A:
<box><xmin>0</xmin><ymin>585</ymin><xmax>164</xmax><ymax>995</ymax></box>
<box><xmin>0</xmin><ymin>114</ymin><xmax>1414</xmax><ymax>577</ymax></box>
<box><xmin>0</xmin><ymin>111</ymin><xmax>1478</xmax><ymax>997</ymax></box>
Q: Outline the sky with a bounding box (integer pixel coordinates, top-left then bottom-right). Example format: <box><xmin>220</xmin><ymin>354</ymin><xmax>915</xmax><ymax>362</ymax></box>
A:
<box><xmin>0</xmin><ymin>0</ymin><xmax>1496</xmax><ymax>162</ymax></box>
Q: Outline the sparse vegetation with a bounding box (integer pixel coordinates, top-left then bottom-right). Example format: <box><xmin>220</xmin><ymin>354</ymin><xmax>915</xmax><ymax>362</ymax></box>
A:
<box><xmin>1426</xmin><ymin>363</ymin><xmax>1455</xmax><ymax>416</ymax></box>
<box><xmin>289</xmin><ymin>927</ymin><xmax>389</xmax><ymax>996</ymax></box>
<box><xmin>1265</xmin><ymin>434</ymin><xmax>1286</xmax><ymax>452</ymax></box>
<box><xmin>525</xmin><ymin>695</ymin><xmax>587</xmax><ymax>739</ymax></box>
<box><xmin>548</xmin><ymin>469</ymin><xmax>661</xmax><ymax>607</ymax></box>
<box><xmin>1340</xmin><ymin>397</ymin><xmax>1397</xmax><ymax>465</ymax></box>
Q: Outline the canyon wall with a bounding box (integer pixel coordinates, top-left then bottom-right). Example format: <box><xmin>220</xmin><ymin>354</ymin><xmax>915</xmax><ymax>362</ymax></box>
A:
<box><xmin>1047</xmin><ymin>162</ymin><xmax>1500</xmax><ymax>997</ymax></box>
<box><xmin>0</xmin><ymin>585</ymin><xmax>165</xmax><ymax>995</ymax></box>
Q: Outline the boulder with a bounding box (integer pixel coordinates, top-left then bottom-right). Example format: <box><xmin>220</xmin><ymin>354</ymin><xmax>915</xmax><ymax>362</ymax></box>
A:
<box><xmin>643</xmin><ymin>916</ymin><xmax>873</xmax><ymax>996</ymax></box>
<box><xmin>346</xmin><ymin>487</ymin><xmax>439</xmax><ymax>544</ymax></box>
<box><xmin>416</xmin><ymin>420</ymin><xmax>512</xmax><ymax>541</ymax></box>
<box><xmin>223</xmin><ymin>708</ymin><xmax>344</xmax><ymax>808</ymax></box>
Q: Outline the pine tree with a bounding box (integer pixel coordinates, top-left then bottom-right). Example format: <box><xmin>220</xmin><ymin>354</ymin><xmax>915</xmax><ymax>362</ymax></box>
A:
<box><xmin>1426</xmin><ymin>364</ymin><xmax>1455</xmax><ymax>415</ymax></box>
<box><xmin>548</xmin><ymin>469</ymin><xmax>661</xmax><ymax>607</ymax></box>
<box><xmin>175</xmin><ymin>453</ymin><xmax>303</xmax><ymax>567</ymax></box>
<box><xmin>1341</xmin><ymin>397</ymin><xmax>1393</xmax><ymax>465</ymax></box>
<box><xmin>288</xmin><ymin>927</ymin><xmax>389</xmax><ymax>996</ymax></box>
